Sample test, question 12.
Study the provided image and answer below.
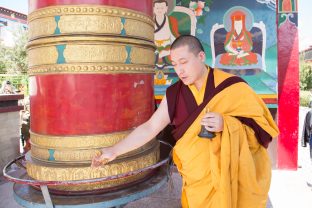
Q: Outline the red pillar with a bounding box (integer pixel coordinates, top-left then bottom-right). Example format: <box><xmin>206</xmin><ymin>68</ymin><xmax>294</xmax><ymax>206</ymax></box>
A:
<box><xmin>277</xmin><ymin>0</ymin><xmax>299</xmax><ymax>169</ymax></box>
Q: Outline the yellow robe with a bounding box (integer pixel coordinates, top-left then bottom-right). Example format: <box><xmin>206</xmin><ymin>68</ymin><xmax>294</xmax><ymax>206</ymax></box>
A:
<box><xmin>172</xmin><ymin>69</ymin><xmax>279</xmax><ymax>208</ymax></box>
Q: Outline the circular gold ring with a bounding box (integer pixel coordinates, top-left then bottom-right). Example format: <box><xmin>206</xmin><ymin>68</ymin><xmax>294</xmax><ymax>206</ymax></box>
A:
<box><xmin>28</xmin><ymin>5</ymin><xmax>154</xmax><ymax>42</ymax></box>
<box><xmin>26</xmin><ymin>142</ymin><xmax>160</xmax><ymax>181</ymax></box>
<box><xmin>27</xmin><ymin>37</ymin><xmax>155</xmax><ymax>72</ymax></box>
<box><xmin>30</xmin><ymin>130</ymin><xmax>131</xmax><ymax>149</ymax></box>
<box><xmin>30</xmin><ymin>139</ymin><xmax>158</xmax><ymax>163</ymax></box>
<box><xmin>28</xmin><ymin>64</ymin><xmax>155</xmax><ymax>75</ymax></box>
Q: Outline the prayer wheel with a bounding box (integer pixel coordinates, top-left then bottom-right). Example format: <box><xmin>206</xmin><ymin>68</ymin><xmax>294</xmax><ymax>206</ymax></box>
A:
<box><xmin>27</xmin><ymin>0</ymin><xmax>158</xmax><ymax>193</ymax></box>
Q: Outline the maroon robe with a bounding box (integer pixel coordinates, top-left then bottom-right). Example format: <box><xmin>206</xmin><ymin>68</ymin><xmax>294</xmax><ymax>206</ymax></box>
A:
<box><xmin>165</xmin><ymin>68</ymin><xmax>273</xmax><ymax>148</ymax></box>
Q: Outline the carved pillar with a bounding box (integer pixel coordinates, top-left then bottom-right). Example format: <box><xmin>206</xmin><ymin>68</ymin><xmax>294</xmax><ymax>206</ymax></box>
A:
<box><xmin>277</xmin><ymin>0</ymin><xmax>299</xmax><ymax>169</ymax></box>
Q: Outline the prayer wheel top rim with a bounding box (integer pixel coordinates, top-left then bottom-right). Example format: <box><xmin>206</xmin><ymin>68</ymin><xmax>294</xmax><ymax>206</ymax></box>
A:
<box><xmin>27</xmin><ymin>4</ymin><xmax>155</xmax><ymax>42</ymax></box>
<box><xmin>28</xmin><ymin>0</ymin><xmax>154</xmax><ymax>17</ymax></box>
<box><xmin>28</xmin><ymin>4</ymin><xmax>154</xmax><ymax>23</ymax></box>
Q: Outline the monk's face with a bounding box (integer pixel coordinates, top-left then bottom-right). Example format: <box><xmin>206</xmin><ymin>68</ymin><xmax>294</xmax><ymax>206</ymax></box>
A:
<box><xmin>170</xmin><ymin>45</ymin><xmax>206</xmax><ymax>85</ymax></box>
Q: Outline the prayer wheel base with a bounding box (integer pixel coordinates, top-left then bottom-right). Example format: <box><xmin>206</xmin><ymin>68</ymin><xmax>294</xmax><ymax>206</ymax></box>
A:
<box><xmin>25</xmin><ymin>143</ymin><xmax>160</xmax><ymax>194</ymax></box>
<box><xmin>31</xmin><ymin>169</ymin><xmax>156</xmax><ymax>196</ymax></box>
<box><xmin>13</xmin><ymin>167</ymin><xmax>167</xmax><ymax>208</ymax></box>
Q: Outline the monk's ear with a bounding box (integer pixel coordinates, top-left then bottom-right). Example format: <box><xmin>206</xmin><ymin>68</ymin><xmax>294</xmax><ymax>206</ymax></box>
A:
<box><xmin>198</xmin><ymin>51</ymin><xmax>206</xmax><ymax>62</ymax></box>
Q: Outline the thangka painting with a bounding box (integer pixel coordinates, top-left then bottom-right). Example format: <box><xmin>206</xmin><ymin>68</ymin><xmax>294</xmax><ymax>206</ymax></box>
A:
<box><xmin>154</xmin><ymin>0</ymin><xmax>278</xmax><ymax>108</ymax></box>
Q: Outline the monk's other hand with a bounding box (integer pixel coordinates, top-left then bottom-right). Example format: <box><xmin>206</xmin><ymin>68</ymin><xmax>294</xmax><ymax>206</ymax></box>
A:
<box><xmin>91</xmin><ymin>147</ymin><xmax>117</xmax><ymax>168</ymax></box>
<box><xmin>201</xmin><ymin>112</ymin><xmax>224</xmax><ymax>133</ymax></box>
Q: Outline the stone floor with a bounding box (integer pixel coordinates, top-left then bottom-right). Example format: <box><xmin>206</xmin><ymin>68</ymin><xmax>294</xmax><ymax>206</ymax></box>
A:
<box><xmin>125</xmin><ymin>171</ymin><xmax>182</xmax><ymax>208</ymax></box>
<box><xmin>1</xmin><ymin>167</ymin><xmax>312</xmax><ymax>208</ymax></box>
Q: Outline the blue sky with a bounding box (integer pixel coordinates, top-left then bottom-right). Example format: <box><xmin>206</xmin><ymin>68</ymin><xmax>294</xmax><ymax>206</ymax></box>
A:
<box><xmin>0</xmin><ymin>0</ymin><xmax>28</xmax><ymax>15</ymax></box>
<box><xmin>298</xmin><ymin>0</ymin><xmax>312</xmax><ymax>51</ymax></box>
<box><xmin>0</xmin><ymin>0</ymin><xmax>311</xmax><ymax>51</ymax></box>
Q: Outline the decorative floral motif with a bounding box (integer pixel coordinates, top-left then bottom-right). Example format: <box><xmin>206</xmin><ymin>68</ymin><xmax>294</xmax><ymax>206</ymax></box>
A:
<box><xmin>189</xmin><ymin>1</ymin><xmax>205</xmax><ymax>16</ymax></box>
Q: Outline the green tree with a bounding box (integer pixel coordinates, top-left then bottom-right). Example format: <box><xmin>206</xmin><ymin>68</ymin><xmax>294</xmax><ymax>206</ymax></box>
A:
<box><xmin>8</xmin><ymin>27</ymin><xmax>28</xmax><ymax>74</ymax></box>
<box><xmin>0</xmin><ymin>44</ymin><xmax>9</xmax><ymax>73</ymax></box>
<box><xmin>300</xmin><ymin>63</ymin><xmax>312</xmax><ymax>90</ymax></box>
<box><xmin>0</xmin><ymin>27</ymin><xmax>28</xmax><ymax>74</ymax></box>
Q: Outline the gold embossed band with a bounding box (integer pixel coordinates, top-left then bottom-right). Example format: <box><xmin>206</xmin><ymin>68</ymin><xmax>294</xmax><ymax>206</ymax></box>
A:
<box><xmin>30</xmin><ymin>140</ymin><xmax>158</xmax><ymax>163</ymax></box>
<box><xmin>30</xmin><ymin>130</ymin><xmax>131</xmax><ymax>149</ymax></box>
<box><xmin>28</xmin><ymin>64</ymin><xmax>154</xmax><ymax>75</ymax></box>
<box><xmin>28</xmin><ymin>5</ymin><xmax>154</xmax><ymax>42</ymax></box>
<box><xmin>50</xmin><ymin>171</ymin><xmax>152</xmax><ymax>192</ymax></box>
<box><xmin>27</xmin><ymin>37</ymin><xmax>155</xmax><ymax>75</ymax></box>
<box><xmin>27</xmin><ymin>144</ymin><xmax>160</xmax><ymax>181</ymax></box>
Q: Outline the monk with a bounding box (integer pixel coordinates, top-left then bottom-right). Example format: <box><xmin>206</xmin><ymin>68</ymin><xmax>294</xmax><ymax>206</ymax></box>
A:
<box><xmin>92</xmin><ymin>35</ymin><xmax>279</xmax><ymax>208</ymax></box>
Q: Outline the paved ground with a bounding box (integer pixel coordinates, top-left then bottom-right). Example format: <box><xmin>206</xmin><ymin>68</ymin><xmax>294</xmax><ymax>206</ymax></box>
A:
<box><xmin>0</xmin><ymin>107</ymin><xmax>311</xmax><ymax>208</ymax></box>
<box><xmin>268</xmin><ymin>106</ymin><xmax>312</xmax><ymax>208</ymax></box>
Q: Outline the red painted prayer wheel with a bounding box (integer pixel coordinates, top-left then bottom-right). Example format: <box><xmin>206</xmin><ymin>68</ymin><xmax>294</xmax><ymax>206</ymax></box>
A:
<box><xmin>26</xmin><ymin>0</ymin><xmax>158</xmax><ymax>193</ymax></box>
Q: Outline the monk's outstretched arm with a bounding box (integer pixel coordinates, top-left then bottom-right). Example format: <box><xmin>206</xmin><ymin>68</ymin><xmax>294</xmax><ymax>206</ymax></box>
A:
<box><xmin>91</xmin><ymin>96</ymin><xmax>170</xmax><ymax>167</ymax></box>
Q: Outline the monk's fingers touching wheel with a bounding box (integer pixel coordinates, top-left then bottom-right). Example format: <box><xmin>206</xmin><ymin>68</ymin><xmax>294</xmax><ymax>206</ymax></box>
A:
<box><xmin>91</xmin><ymin>151</ymin><xmax>107</xmax><ymax>168</ymax></box>
<box><xmin>99</xmin><ymin>158</ymin><xmax>110</xmax><ymax>165</ymax></box>
<box><xmin>91</xmin><ymin>157</ymin><xmax>109</xmax><ymax>168</ymax></box>
<box><xmin>91</xmin><ymin>159</ymin><xmax>101</xmax><ymax>168</ymax></box>
<box><xmin>95</xmin><ymin>150</ymin><xmax>102</xmax><ymax>157</ymax></box>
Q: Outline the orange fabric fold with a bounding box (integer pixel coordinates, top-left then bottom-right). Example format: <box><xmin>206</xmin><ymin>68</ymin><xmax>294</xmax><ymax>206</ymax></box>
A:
<box><xmin>172</xmin><ymin>69</ymin><xmax>279</xmax><ymax>208</ymax></box>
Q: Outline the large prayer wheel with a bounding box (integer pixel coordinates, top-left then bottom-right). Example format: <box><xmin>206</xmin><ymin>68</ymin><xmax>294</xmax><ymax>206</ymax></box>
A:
<box><xmin>27</xmin><ymin>0</ymin><xmax>158</xmax><ymax>193</ymax></box>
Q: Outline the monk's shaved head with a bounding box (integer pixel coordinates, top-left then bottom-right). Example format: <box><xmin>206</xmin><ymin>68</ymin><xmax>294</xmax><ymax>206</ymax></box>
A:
<box><xmin>170</xmin><ymin>35</ymin><xmax>205</xmax><ymax>55</ymax></box>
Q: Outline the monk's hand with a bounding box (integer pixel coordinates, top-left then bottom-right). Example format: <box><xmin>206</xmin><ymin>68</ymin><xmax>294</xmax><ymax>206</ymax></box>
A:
<box><xmin>201</xmin><ymin>112</ymin><xmax>224</xmax><ymax>132</ymax></box>
<box><xmin>91</xmin><ymin>147</ymin><xmax>117</xmax><ymax>168</ymax></box>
